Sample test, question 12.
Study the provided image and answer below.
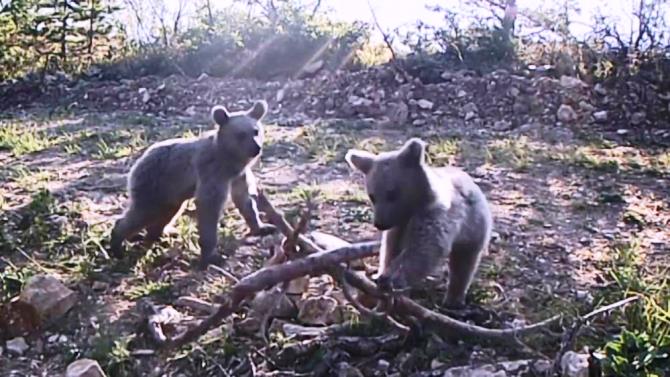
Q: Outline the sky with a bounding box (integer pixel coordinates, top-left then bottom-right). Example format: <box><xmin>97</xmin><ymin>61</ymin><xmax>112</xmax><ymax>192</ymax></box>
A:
<box><xmin>126</xmin><ymin>0</ymin><xmax>666</xmax><ymax>45</ymax></box>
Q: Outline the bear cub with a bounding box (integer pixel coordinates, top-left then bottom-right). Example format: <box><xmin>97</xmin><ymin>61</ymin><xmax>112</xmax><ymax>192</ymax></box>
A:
<box><xmin>110</xmin><ymin>100</ymin><xmax>276</xmax><ymax>268</ymax></box>
<box><xmin>345</xmin><ymin>138</ymin><xmax>493</xmax><ymax>308</ymax></box>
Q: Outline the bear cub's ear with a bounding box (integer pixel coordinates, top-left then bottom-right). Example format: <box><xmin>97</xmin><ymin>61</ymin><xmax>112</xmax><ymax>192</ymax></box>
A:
<box><xmin>398</xmin><ymin>137</ymin><xmax>427</xmax><ymax>166</ymax></box>
<box><xmin>345</xmin><ymin>149</ymin><xmax>376</xmax><ymax>174</ymax></box>
<box><xmin>212</xmin><ymin>105</ymin><xmax>230</xmax><ymax>126</ymax></box>
<box><xmin>248</xmin><ymin>100</ymin><xmax>268</xmax><ymax>121</ymax></box>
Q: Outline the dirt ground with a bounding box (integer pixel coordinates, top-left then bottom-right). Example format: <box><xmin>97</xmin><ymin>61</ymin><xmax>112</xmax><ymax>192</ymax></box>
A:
<box><xmin>0</xmin><ymin>73</ymin><xmax>668</xmax><ymax>376</ymax></box>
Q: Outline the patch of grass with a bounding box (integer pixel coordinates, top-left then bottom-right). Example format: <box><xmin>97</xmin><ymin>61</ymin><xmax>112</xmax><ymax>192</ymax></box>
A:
<box><xmin>124</xmin><ymin>279</ymin><xmax>172</xmax><ymax>300</ymax></box>
<box><xmin>594</xmin><ymin>240</ymin><xmax>670</xmax><ymax>376</ymax></box>
<box><xmin>0</xmin><ymin>122</ymin><xmax>54</xmax><ymax>155</ymax></box>
<box><xmin>485</xmin><ymin>137</ymin><xmax>533</xmax><ymax>171</ymax></box>
<box><xmin>426</xmin><ymin>137</ymin><xmax>460</xmax><ymax>166</ymax></box>
<box><xmin>648</xmin><ymin>151</ymin><xmax>670</xmax><ymax>176</ymax></box>
<box><xmin>90</xmin><ymin>330</ymin><xmax>135</xmax><ymax>377</ymax></box>
<box><xmin>295</xmin><ymin>124</ymin><xmax>354</xmax><ymax>164</ymax></box>
<box><xmin>92</xmin><ymin>130</ymin><xmax>146</xmax><ymax>160</ymax></box>
<box><xmin>0</xmin><ymin>261</ymin><xmax>41</xmax><ymax>301</ymax></box>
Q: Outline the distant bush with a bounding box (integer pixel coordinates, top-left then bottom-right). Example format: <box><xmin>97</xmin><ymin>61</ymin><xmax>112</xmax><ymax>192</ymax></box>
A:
<box><xmin>95</xmin><ymin>1</ymin><xmax>370</xmax><ymax>80</ymax></box>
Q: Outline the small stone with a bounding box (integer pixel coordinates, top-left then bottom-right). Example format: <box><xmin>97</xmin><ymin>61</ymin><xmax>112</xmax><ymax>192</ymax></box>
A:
<box><xmin>197</xmin><ymin>73</ymin><xmax>209</xmax><ymax>81</ymax></box>
<box><xmin>630</xmin><ymin>112</ymin><xmax>645</xmax><ymax>125</ymax></box>
<box><xmin>579</xmin><ymin>101</ymin><xmax>595</xmax><ymax>112</ymax></box>
<box><xmin>463</xmin><ymin>102</ymin><xmax>478</xmax><ymax>114</ymax></box>
<box><xmin>6</xmin><ymin>337</ymin><xmax>29</xmax><ymax>356</ymax></box>
<box><xmin>156</xmin><ymin>83</ymin><xmax>166</xmax><ymax>91</ymax></box>
<box><xmin>19</xmin><ymin>274</ymin><xmax>77</xmax><ymax>324</ymax></box>
<box><xmin>302</xmin><ymin>59</ymin><xmax>324</xmax><ymax>75</ymax></box>
<box><xmin>412</xmin><ymin>119</ymin><xmax>427</xmax><ymax>126</ymax></box>
<box><xmin>377</xmin><ymin>359</ymin><xmax>390</xmax><ymax>371</ymax></box>
<box><xmin>576</xmin><ymin>290</ymin><xmax>594</xmax><ymax>304</ymax></box>
<box><xmin>66</xmin><ymin>359</ymin><xmax>107</xmax><ymax>377</ymax></box>
<box><xmin>417</xmin><ymin>99</ymin><xmax>434</xmax><ymax>110</ymax></box>
<box><xmin>617</xmin><ymin>129</ymin><xmax>629</xmax><ymax>135</ymax></box>
<box><xmin>508</xmin><ymin>87</ymin><xmax>520</xmax><ymax>97</ymax></box>
<box><xmin>593</xmin><ymin>110</ymin><xmax>608</xmax><ymax>122</ymax></box>
<box><xmin>138</xmin><ymin>88</ymin><xmax>150</xmax><ymax>103</ymax></box>
<box><xmin>560</xmin><ymin>75</ymin><xmax>586</xmax><ymax>89</ymax></box>
<box><xmin>561</xmin><ymin>351</ymin><xmax>589</xmax><ymax>377</ymax></box>
<box><xmin>92</xmin><ymin>281</ymin><xmax>108</xmax><ymax>291</ymax></box>
<box><xmin>276</xmin><ymin>88</ymin><xmax>285</xmax><ymax>102</ymax></box>
<box><xmin>493</xmin><ymin>120</ymin><xmax>511</xmax><ymax>131</ymax></box>
<box><xmin>594</xmin><ymin>83</ymin><xmax>607</xmax><ymax>95</ymax></box>
<box><xmin>185</xmin><ymin>105</ymin><xmax>197</xmax><ymax>116</ymax></box>
<box><xmin>464</xmin><ymin>111</ymin><xmax>477</xmax><ymax>121</ymax></box>
<box><xmin>457</xmin><ymin>89</ymin><xmax>467</xmax><ymax>97</ymax></box>
<box><xmin>557</xmin><ymin>104</ymin><xmax>577</xmax><ymax>123</ymax></box>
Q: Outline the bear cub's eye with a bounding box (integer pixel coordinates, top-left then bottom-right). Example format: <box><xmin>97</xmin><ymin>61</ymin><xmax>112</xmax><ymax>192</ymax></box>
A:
<box><xmin>252</xmin><ymin>129</ymin><xmax>259</xmax><ymax>137</ymax></box>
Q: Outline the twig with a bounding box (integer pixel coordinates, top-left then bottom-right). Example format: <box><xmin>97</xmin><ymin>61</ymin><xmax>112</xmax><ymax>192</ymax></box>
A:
<box><xmin>207</xmin><ymin>264</ymin><xmax>240</xmax><ymax>284</ymax></box>
<box><xmin>164</xmin><ymin>241</ymin><xmax>380</xmax><ymax>349</ymax></box>
<box><xmin>365</xmin><ymin>0</ymin><xmax>412</xmax><ymax>83</ymax></box>
<box><xmin>261</xmin><ymin>192</ymin><xmax>562</xmax><ymax>341</ymax></box>
<box><xmin>551</xmin><ymin>295</ymin><xmax>641</xmax><ymax>374</ymax></box>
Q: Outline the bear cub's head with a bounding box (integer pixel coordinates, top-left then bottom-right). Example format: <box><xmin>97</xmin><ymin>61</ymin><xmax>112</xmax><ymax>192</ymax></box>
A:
<box><xmin>211</xmin><ymin>100</ymin><xmax>268</xmax><ymax>161</ymax></box>
<box><xmin>345</xmin><ymin>138</ymin><xmax>432</xmax><ymax>230</ymax></box>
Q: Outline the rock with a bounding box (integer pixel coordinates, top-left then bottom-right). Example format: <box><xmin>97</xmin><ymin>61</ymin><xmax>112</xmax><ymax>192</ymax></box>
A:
<box><xmin>442</xmin><ymin>359</ymin><xmax>552</xmax><ymax>377</ymax></box>
<box><xmin>417</xmin><ymin>99</ymin><xmax>434</xmax><ymax>110</ymax></box>
<box><xmin>302</xmin><ymin>59</ymin><xmax>324</xmax><ymax>75</ymax></box>
<box><xmin>630</xmin><ymin>111</ymin><xmax>645</xmax><ymax>125</ymax></box>
<box><xmin>19</xmin><ymin>274</ymin><xmax>76</xmax><ymax>324</ymax></box>
<box><xmin>463</xmin><ymin>102</ymin><xmax>478</xmax><ymax>114</ymax></box>
<box><xmin>560</xmin><ymin>75</ymin><xmax>586</xmax><ymax>89</ymax></box>
<box><xmin>412</xmin><ymin>119</ymin><xmax>427</xmax><ymax>126</ymax></box>
<box><xmin>594</xmin><ymin>83</ymin><xmax>607</xmax><ymax>95</ymax></box>
<box><xmin>138</xmin><ymin>88</ymin><xmax>150</xmax><ymax>103</ymax></box>
<box><xmin>185</xmin><ymin>105</ymin><xmax>197</xmax><ymax>116</ymax></box>
<box><xmin>464</xmin><ymin>111</ymin><xmax>477</xmax><ymax>121</ymax></box>
<box><xmin>457</xmin><ymin>89</ymin><xmax>467</xmax><ymax>98</ymax></box>
<box><xmin>557</xmin><ymin>104</ymin><xmax>577</xmax><ymax>123</ymax></box>
<box><xmin>6</xmin><ymin>337</ymin><xmax>29</xmax><ymax>356</ymax></box>
<box><xmin>617</xmin><ymin>129</ymin><xmax>629</xmax><ymax>135</ymax></box>
<box><xmin>276</xmin><ymin>88</ymin><xmax>285</xmax><ymax>102</ymax></box>
<box><xmin>508</xmin><ymin>87</ymin><xmax>520</xmax><ymax>97</ymax></box>
<box><xmin>348</xmin><ymin>95</ymin><xmax>372</xmax><ymax>107</ymax></box>
<box><xmin>493</xmin><ymin>120</ymin><xmax>512</xmax><ymax>131</ymax></box>
<box><xmin>578</xmin><ymin>101</ymin><xmax>595</xmax><ymax>112</ymax></box>
<box><xmin>197</xmin><ymin>73</ymin><xmax>209</xmax><ymax>81</ymax></box>
<box><xmin>66</xmin><ymin>359</ymin><xmax>107</xmax><ymax>377</ymax></box>
<box><xmin>561</xmin><ymin>351</ymin><xmax>589</xmax><ymax>377</ymax></box>
<box><xmin>593</xmin><ymin>110</ymin><xmax>608</xmax><ymax>122</ymax></box>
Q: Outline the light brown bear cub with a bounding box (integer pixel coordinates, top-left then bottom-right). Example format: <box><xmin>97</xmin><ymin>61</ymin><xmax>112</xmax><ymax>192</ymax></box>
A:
<box><xmin>345</xmin><ymin>138</ymin><xmax>492</xmax><ymax>308</ymax></box>
<box><xmin>110</xmin><ymin>100</ymin><xmax>276</xmax><ymax>268</ymax></box>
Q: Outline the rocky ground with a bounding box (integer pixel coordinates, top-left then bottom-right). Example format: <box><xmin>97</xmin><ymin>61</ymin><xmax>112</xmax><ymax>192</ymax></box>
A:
<box><xmin>0</xmin><ymin>65</ymin><xmax>669</xmax><ymax>376</ymax></box>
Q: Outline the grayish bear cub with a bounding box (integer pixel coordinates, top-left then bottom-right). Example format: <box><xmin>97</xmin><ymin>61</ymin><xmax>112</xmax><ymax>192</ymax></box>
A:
<box><xmin>110</xmin><ymin>100</ymin><xmax>276</xmax><ymax>268</ymax></box>
<box><xmin>345</xmin><ymin>138</ymin><xmax>493</xmax><ymax>308</ymax></box>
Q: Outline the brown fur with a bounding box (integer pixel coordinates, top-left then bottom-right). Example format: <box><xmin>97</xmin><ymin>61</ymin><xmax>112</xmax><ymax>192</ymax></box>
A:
<box><xmin>345</xmin><ymin>138</ymin><xmax>493</xmax><ymax>308</ymax></box>
<box><xmin>110</xmin><ymin>100</ymin><xmax>276</xmax><ymax>268</ymax></box>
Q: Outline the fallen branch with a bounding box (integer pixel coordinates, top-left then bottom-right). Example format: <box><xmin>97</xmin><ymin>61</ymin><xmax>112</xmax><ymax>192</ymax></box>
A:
<box><xmin>163</xmin><ymin>192</ymin><xmax>561</xmax><ymax>350</ymax></box>
<box><xmin>259</xmin><ymin>191</ymin><xmax>562</xmax><ymax>340</ymax></box>
<box><xmin>551</xmin><ymin>295</ymin><xmax>641</xmax><ymax>374</ymax></box>
<box><xmin>164</xmin><ymin>241</ymin><xmax>379</xmax><ymax>349</ymax></box>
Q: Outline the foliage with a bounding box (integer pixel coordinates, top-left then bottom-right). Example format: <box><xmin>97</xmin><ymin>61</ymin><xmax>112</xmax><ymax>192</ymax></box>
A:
<box><xmin>0</xmin><ymin>0</ymin><xmax>119</xmax><ymax>80</ymax></box>
<box><xmin>598</xmin><ymin>241</ymin><xmax>670</xmax><ymax>376</ymax></box>
<box><xmin>96</xmin><ymin>0</ymin><xmax>370</xmax><ymax>80</ymax></box>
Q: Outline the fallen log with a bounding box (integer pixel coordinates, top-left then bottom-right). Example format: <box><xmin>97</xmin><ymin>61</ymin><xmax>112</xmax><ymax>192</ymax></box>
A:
<box><xmin>160</xmin><ymin>192</ymin><xmax>560</xmax><ymax>350</ymax></box>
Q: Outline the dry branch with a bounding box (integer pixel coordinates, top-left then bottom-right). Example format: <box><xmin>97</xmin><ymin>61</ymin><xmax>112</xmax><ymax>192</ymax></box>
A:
<box><xmin>165</xmin><ymin>241</ymin><xmax>379</xmax><ymax>349</ymax></box>
<box><xmin>162</xmin><ymin>191</ymin><xmax>560</xmax><ymax>350</ymax></box>
<box><xmin>259</xmin><ymin>191</ymin><xmax>562</xmax><ymax>341</ymax></box>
